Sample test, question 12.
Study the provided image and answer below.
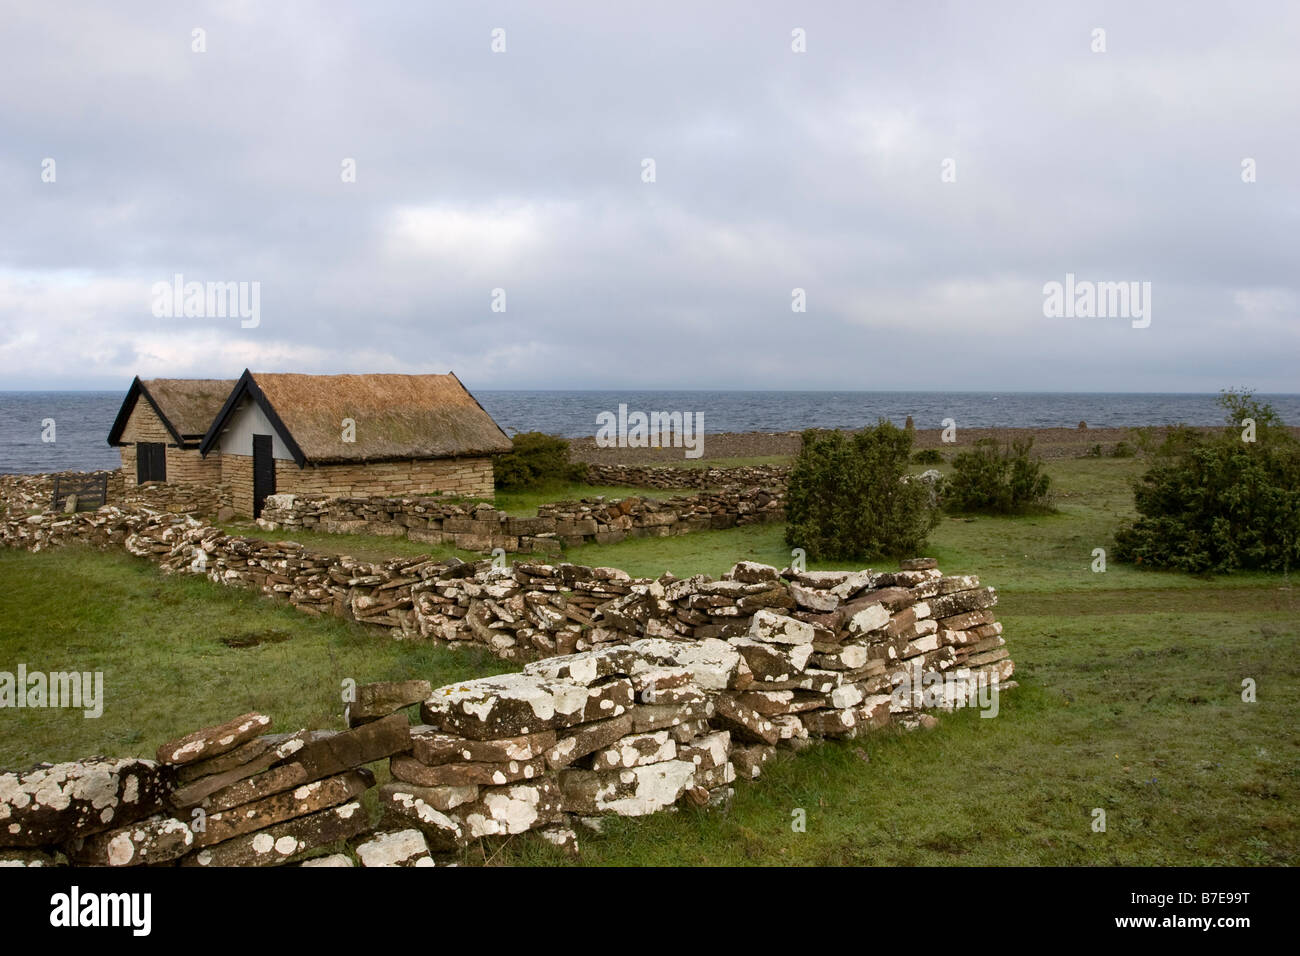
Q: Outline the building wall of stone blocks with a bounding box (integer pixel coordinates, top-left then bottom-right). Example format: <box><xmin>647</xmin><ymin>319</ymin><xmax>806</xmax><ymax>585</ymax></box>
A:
<box><xmin>166</xmin><ymin>447</ymin><xmax>222</xmax><ymax>486</ymax></box>
<box><xmin>222</xmin><ymin>453</ymin><xmax>255</xmax><ymax>517</ymax></box>
<box><xmin>257</xmin><ymin>457</ymin><xmax>494</xmax><ymax>514</ymax></box>
<box><xmin>118</xmin><ymin>400</ymin><xmax>173</xmax><ymax>488</ymax></box>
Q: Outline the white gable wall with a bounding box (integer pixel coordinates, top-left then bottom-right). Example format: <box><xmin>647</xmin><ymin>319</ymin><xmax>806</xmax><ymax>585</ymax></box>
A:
<box><xmin>216</xmin><ymin>397</ymin><xmax>295</xmax><ymax>460</ymax></box>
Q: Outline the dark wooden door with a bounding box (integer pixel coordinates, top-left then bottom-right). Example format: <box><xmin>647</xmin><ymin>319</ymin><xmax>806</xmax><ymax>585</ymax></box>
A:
<box><xmin>252</xmin><ymin>434</ymin><xmax>275</xmax><ymax>517</ymax></box>
<box><xmin>136</xmin><ymin>442</ymin><xmax>166</xmax><ymax>484</ymax></box>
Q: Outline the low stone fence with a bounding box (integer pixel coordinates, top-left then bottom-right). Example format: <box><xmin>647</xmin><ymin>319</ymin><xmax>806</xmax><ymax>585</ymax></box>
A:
<box><xmin>584</xmin><ymin>462</ymin><xmax>789</xmax><ymax>490</ymax></box>
<box><xmin>0</xmin><ymin>546</ymin><xmax>1015</xmax><ymax>867</ymax></box>
<box><xmin>0</xmin><ymin>470</ymin><xmax>226</xmax><ymax>517</ymax></box>
<box><xmin>257</xmin><ymin>487</ymin><xmax>785</xmax><ymax>554</ymax></box>
<box><xmin>0</xmin><ymin>470</ymin><xmax>124</xmax><ymax>515</ymax></box>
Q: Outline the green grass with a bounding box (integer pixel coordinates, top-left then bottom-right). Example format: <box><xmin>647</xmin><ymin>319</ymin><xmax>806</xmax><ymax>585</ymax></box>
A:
<box><xmin>0</xmin><ymin>546</ymin><xmax>509</xmax><ymax>768</ymax></box>
<box><xmin>2</xmin><ymin>454</ymin><xmax>1297</xmax><ymax>865</ymax></box>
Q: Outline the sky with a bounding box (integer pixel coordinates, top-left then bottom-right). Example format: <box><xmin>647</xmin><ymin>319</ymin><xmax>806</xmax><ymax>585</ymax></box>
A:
<box><xmin>1</xmin><ymin>1</ymin><xmax>1297</xmax><ymax>392</ymax></box>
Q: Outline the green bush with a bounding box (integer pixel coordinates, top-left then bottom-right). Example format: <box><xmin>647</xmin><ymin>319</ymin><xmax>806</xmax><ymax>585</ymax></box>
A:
<box><xmin>1114</xmin><ymin>391</ymin><xmax>1300</xmax><ymax>573</ymax></box>
<box><xmin>1082</xmin><ymin>443</ymin><xmax>1103</xmax><ymax>458</ymax></box>
<box><xmin>493</xmin><ymin>432</ymin><xmax>587</xmax><ymax>490</ymax></box>
<box><xmin>912</xmin><ymin>449</ymin><xmax>944</xmax><ymax>465</ymax></box>
<box><xmin>944</xmin><ymin>437</ymin><xmax>1052</xmax><ymax>514</ymax></box>
<box><xmin>784</xmin><ymin>422</ymin><xmax>939</xmax><ymax>561</ymax></box>
<box><xmin>1109</xmin><ymin>441</ymin><xmax>1135</xmax><ymax>458</ymax></box>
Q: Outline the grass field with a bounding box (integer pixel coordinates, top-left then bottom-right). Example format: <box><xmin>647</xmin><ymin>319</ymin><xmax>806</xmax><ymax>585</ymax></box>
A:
<box><xmin>2</xmin><ymin>455</ymin><xmax>1296</xmax><ymax>865</ymax></box>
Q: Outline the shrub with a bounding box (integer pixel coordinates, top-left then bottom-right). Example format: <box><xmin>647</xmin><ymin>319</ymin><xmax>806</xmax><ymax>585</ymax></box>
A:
<box><xmin>1114</xmin><ymin>391</ymin><xmax>1300</xmax><ymax>573</ymax></box>
<box><xmin>493</xmin><ymin>432</ymin><xmax>587</xmax><ymax>490</ymax></box>
<box><xmin>1082</xmin><ymin>443</ymin><xmax>1103</xmax><ymax>458</ymax></box>
<box><xmin>1109</xmin><ymin>441</ymin><xmax>1135</xmax><ymax>458</ymax></box>
<box><xmin>912</xmin><ymin>449</ymin><xmax>944</xmax><ymax>465</ymax></box>
<box><xmin>1128</xmin><ymin>426</ymin><xmax>1158</xmax><ymax>459</ymax></box>
<box><xmin>784</xmin><ymin>422</ymin><xmax>939</xmax><ymax>561</ymax></box>
<box><xmin>944</xmin><ymin>437</ymin><xmax>1052</xmax><ymax>514</ymax></box>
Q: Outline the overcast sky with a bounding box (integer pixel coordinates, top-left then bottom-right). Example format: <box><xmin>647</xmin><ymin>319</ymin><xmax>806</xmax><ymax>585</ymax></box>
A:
<box><xmin>1</xmin><ymin>1</ymin><xmax>1296</xmax><ymax>392</ymax></box>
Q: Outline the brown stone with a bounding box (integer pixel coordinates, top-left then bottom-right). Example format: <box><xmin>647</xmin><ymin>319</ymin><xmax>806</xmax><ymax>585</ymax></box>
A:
<box><xmin>292</xmin><ymin>713</ymin><xmax>411</xmax><ymax>781</ymax></box>
<box><xmin>0</xmin><ymin>758</ymin><xmax>167</xmax><ymax>848</ymax></box>
<box><xmin>347</xmin><ymin>680</ymin><xmax>431</xmax><ymax>726</ymax></box>
<box><xmin>64</xmin><ymin>814</ymin><xmax>194</xmax><ymax>867</ymax></box>
<box><xmin>390</xmin><ymin>754</ymin><xmax>546</xmax><ymax>787</ymax></box>
<box><xmin>410</xmin><ymin>726</ymin><xmax>556</xmax><ymax>766</ymax></box>
<box><xmin>192</xmin><ymin>769</ymin><xmax>373</xmax><ymax>848</ymax></box>
<box><xmin>174</xmin><ymin>735</ymin><xmax>275</xmax><ymax>785</ymax></box>
<box><xmin>899</xmin><ymin>557</ymin><xmax>938</xmax><ymax>571</ymax></box>
<box><xmin>156</xmin><ymin>712</ymin><xmax>272</xmax><ymax>766</ymax></box>
<box><xmin>182</xmin><ymin>800</ymin><xmax>370</xmax><ymax>867</ymax></box>
<box><xmin>545</xmin><ymin>713</ymin><xmax>635</xmax><ymax>770</ymax></box>
<box><xmin>712</xmin><ymin>694</ymin><xmax>779</xmax><ymax>745</ymax></box>
<box><xmin>168</xmin><ymin>730</ymin><xmax>314</xmax><ymax>809</ymax></box>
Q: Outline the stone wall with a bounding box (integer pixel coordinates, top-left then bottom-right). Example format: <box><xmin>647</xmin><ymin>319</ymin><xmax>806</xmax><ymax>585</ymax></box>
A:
<box><xmin>117</xmin><ymin>399</ymin><xmax>172</xmax><ymax>488</ymax></box>
<box><xmin>0</xmin><ymin>471</ymin><xmax>124</xmax><ymax>516</ymax></box>
<box><xmin>166</xmin><ymin>445</ymin><xmax>222</xmax><ymax>486</ymax></box>
<box><xmin>0</xmin><ymin>516</ymin><xmax>1016</xmax><ymax>866</ymax></box>
<box><xmin>221</xmin><ymin>453</ymin><xmax>255</xmax><ymax>516</ymax></box>
<box><xmin>258</xmin><ymin>487</ymin><xmax>785</xmax><ymax>554</ymax></box>
<box><xmin>274</xmin><ymin>457</ymin><xmax>495</xmax><ymax>505</ymax></box>
<box><xmin>585</xmin><ymin>462</ymin><xmax>790</xmax><ymax>490</ymax></box>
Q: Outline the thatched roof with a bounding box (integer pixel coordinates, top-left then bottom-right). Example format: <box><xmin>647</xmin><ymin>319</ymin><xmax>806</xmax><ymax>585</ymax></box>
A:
<box><xmin>108</xmin><ymin>377</ymin><xmax>236</xmax><ymax>447</ymax></box>
<box><xmin>201</xmin><ymin>371</ymin><xmax>512</xmax><ymax>464</ymax></box>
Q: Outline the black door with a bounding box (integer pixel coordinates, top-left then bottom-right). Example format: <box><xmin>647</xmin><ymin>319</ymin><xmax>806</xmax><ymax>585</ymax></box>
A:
<box><xmin>252</xmin><ymin>434</ymin><xmax>275</xmax><ymax>518</ymax></box>
<box><xmin>136</xmin><ymin>442</ymin><xmax>166</xmax><ymax>484</ymax></box>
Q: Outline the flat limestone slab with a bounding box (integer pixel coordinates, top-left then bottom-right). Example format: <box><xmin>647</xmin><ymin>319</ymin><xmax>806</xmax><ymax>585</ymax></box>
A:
<box><xmin>192</xmin><ymin>769</ymin><xmax>373</xmax><ymax>848</ymax></box>
<box><xmin>411</xmin><ymin>726</ymin><xmax>556</xmax><ymax>766</ymax></box>
<box><xmin>157</xmin><ymin>713</ymin><xmax>272</xmax><ymax>766</ymax></box>
<box><xmin>391</xmin><ymin>754</ymin><xmax>545</xmax><ymax>787</ymax></box>
<box><xmin>544</xmin><ymin>713</ymin><xmax>635</xmax><ymax>771</ymax></box>
<box><xmin>381</xmin><ymin>778</ymin><xmax>563</xmax><ymax>846</ymax></box>
<box><xmin>347</xmin><ymin>680</ymin><xmax>432</xmax><ymax>726</ymax></box>
<box><xmin>1</xmin><ymin>758</ymin><xmax>166</xmax><ymax>848</ymax></box>
<box><xmin>64</xmin><ymin>813</ymin><xmax>194</xmax><ymax>867</ymax></box>
<box><xmin>181</xmin><ymin>801</ymin><xmax>369</xmax><ymax>867</ymax></box>
<box><xmin>355</xmin><ymin>828</ymin><xmax>434</xmax><ymax>867</ymax></box>
<box><xmin>559</xmin><ymin>761</ymin><xmax>697</xmax><ymax>816</ymax></box>
<box><xmin>168</xmin><ymin>729</ymin><xmax>314</xmax><ymax>809</ymax></box>
<box><xmin>423</xmin><ymin>673</ymin><xmax>613</xmax><ymax>740</ymax></box>
<box><xmin>292</xmin><ymin>713</ymin><xmax>412</xmax><ymax>781</ymax></box>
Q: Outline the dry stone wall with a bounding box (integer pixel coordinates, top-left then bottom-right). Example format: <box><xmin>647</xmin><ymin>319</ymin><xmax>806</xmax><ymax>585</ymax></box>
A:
<box><xmin>258</xmin><ymin>486</ymin><xmax>785</xmax><ymax>554</ymax></box>
<box><xmin>0</xmin><ymin>471</ymin><xmax>124</xmax><ymax>516</ymax></box>
<box><xmin>0</xmin><ymin>552</ymin><xmax>1016</xmax><ymax>867</ymax></box>
<box><xmin>584</xmin><ymin>463</ymin><xmax>789</xmax><ymax>490</ymax></box>
<box><xmin>1</xmin><ymin>487</ymin><xmax>1016</xmax><ymax>866</ymax></box>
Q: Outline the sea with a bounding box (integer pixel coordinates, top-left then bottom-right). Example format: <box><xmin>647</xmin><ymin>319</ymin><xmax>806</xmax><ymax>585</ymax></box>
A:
<box><xmin>2</xmin><ymin>390</ymin><xmax>1298</xmax><ymax>475</ymax></box>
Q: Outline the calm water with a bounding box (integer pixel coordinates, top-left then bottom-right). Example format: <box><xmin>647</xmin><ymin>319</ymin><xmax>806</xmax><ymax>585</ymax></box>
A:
<box><xmin>3</xmin><ymin>390</ymin><xmax>1298</xmax><ymax>474</ymax></box>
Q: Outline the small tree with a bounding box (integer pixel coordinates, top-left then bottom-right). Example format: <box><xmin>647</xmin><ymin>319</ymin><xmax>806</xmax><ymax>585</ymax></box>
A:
<box><xmin>1114</xmin><ymin>390</ymin><xmax>1300</xmax><ymax>573</ymax></box>
<box><xmin>784</xmin><ymin>422</ymin><xmax>939</xmax><ymax>561</ymax></box>
<box><xmin>493</xmin><ymin>432</ymin><xmax>587</xmax><ymax>490</ymax></box>
<box><xmin>944</xmin><ymin>437</ymin><xmax>1052</xmax><ymax>514</ymax></box>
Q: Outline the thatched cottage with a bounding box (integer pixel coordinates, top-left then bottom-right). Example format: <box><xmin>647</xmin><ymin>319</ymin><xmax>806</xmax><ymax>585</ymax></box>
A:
<box><xmin>107</xmin><ymin>377</ymin><xmax>237</xmax><ymax>487</ymax></box>
<box><xmin>198</xmin><ymin>370</ymin><xmax>512</xmax><ymax>517</ymax></box>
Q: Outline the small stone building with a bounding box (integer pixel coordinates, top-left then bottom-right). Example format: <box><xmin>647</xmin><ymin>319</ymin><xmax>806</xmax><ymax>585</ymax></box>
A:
<box><xmin>199</xmin><ymin>370</ymin><xmax>512</xmax><ymax>517</ymax></box>
<box><xmin>107</xmin><ymin>377</ymin><xmax>236</xmax><ymax>487</ymax></box>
